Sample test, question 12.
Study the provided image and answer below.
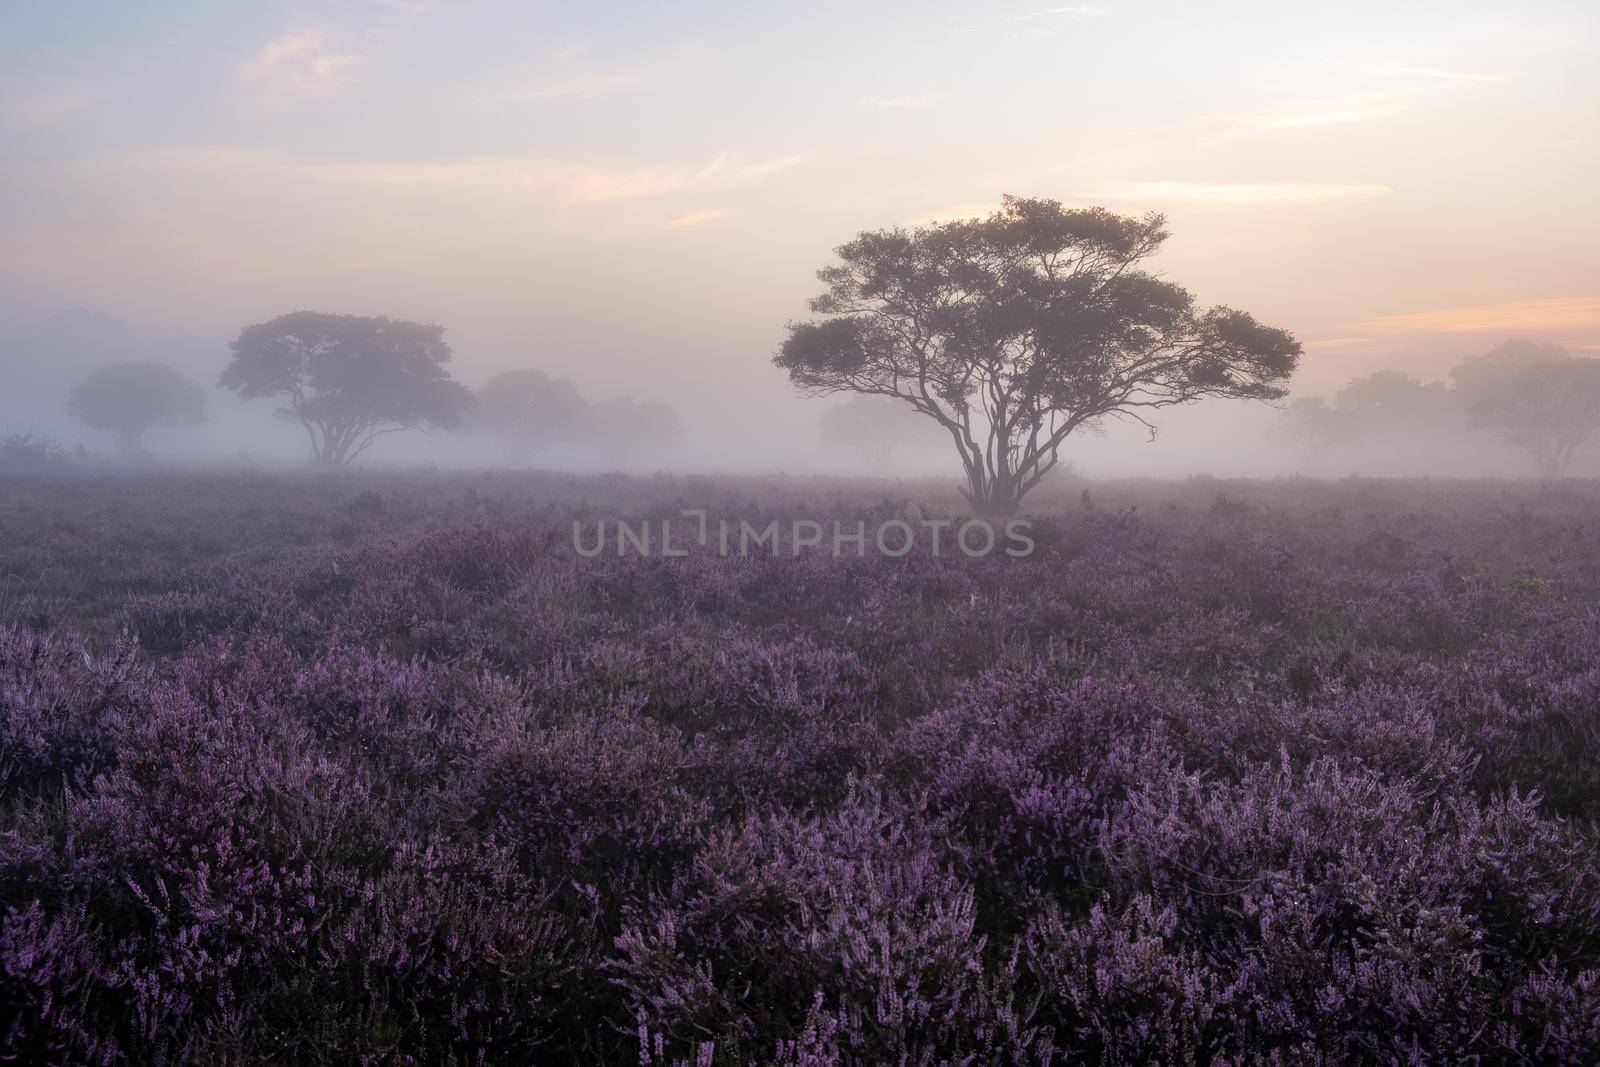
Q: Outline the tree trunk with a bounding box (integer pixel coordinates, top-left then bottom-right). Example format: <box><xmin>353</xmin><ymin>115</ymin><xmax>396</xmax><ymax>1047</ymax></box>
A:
<box><xmin>309</xmin><ymin>423</ymin><xmax>360</xmax><ymax>468</ymax></box>
<box><xmin>114</xmin><ymin>427</ymin><xmax>146</xmax><ymax>459</ymax></box>
<box><xmin>966</xmin><ymin>470</ymin><xmax>1024</xmax><ymax>518</ymax></box>
<box><xmin>310</xmin><ymin>435</ymin><xmax>350</xmax><ymax>468</ymax></box>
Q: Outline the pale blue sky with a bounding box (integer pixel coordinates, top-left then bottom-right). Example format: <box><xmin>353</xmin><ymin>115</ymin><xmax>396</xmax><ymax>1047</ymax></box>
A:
<box><xmin>2</xmin><ymin>0</ymin><xmax>1597</xmax><ymax>468</ymax></box>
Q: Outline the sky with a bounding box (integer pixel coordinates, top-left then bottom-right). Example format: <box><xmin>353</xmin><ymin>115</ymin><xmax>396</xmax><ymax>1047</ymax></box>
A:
<box><xmin>1</xmin><ymin>0</ymin><xmax>1597</xmax><ymax>472</ymax></box>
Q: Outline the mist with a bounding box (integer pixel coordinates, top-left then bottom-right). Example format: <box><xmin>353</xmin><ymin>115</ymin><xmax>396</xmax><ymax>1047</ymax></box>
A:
<box><xmin>2</xmin><ymin>306</ymin><xmax>1590</xmax><ymax>481</ymax></box>
<box><xmin>4</xmin><ymin>0</ymin><xmax>1597</xmax><ymax>485</ymax></box>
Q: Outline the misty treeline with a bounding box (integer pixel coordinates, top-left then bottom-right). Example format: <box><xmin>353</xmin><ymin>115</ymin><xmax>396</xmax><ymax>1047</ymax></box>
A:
<box><xmin>34</xmin><ymin>310</ymin><xmax>684</xmax><ymax>472</ymax></box>
<box><xmin>11</xmin><ymin>198</ymin><xmax>1599</xmax><ymax>508</ymax></box>
<box><xmin>6</xmin><ymin>198</ymin><xmax>1298</xmax><ymax>517</ymax></box>
<box><xmin>1280</xmin><ymin>339</ymin><xmax>1600</xmax><ymax>478</ymax></box>
<box><xmin>473</xmin><ymin>369</ymin><xmax>683</xmax><ymax>467</ymax></box>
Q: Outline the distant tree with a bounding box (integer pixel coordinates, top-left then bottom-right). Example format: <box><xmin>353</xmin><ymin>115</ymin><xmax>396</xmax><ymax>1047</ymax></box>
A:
<box><xmin>1449</xmin><ymin>339</ymin><xmax>1571</xmax><ymax>411</ymax></box>
<box><xmin>1452</xmin><ymin>340</ymin><xmax>1600</xmax><ymax>477</ymax></box>
<box><xmin>473</xmin><ymin>369</ymin><xmax>593</xmax><ymax>466</ymax></box>
<box><xmin>66</xmin><ymin>362</ymin><xmax>205</xmax><ymax>457</ymax></box>
<box><xmin>818</xmin><ymin>395</ymin><xmax>943</xmax><ymax>473</ymax></box>
<box><xmin>1272</xmin><ymin>396</ymin><xmax>1353</xmax><ymax>469</ymax></box>
<box><xmin>593</xmin><ymin>397</ymin><xmax>684</xmax><ymax>463</ymax></box>
<box><xmin>775</xmin><ymin>196</ymin><xmax>1299</xmax><ymax>515</ymax></box>
<box><xmin>1335</xmin><ymin>370</ymin><xmax>1452</xmax><ymax>419</ymax></box>
<box><xmin>220</xmin><ymin>312</ymin><xmax>472</xmax><ymax>467</ymax></box>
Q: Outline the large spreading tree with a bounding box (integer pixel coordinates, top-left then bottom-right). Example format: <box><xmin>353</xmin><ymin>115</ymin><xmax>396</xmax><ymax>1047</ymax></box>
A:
<box><xmin>775</xmin><ymin>196</ymin><xmax>1301</xmax><ymax>514</ymax></box>
<box><xmin>221</xmin><ymin>311</ymin><xmax>473</xmax><ymax>467</ymax></box>
<box><xmin>66</xmin><ymin>362</ymin><xmax>206</xmax><ymax>457</ymax></box>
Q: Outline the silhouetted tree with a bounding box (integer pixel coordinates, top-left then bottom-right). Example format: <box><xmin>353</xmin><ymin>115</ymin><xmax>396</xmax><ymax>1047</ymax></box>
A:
<box><xmin>818</xmin><ymin>395</ymin><xmax>942</xmax><ymax>473</ymax></box>
<box><xmin>1453</xmin><ymin>340</ymin><xmax>1600</xmax><ymax>477</ymax></box>
<box><xmin>473</xmin><ymin>369</ymin><xmax>593</xmax><ymax>466</ymax></box>
<box><xmin>775</xmin><ymin>196</ymin><xmax>1300</xmax><ymax>515</ymax></box>
<box><xmin>220</xmin><ymin>312</ymin><xmax>472</xmax><ymax>467</ymax></box>
<box><xmin>66</xmin><ymin>362</ymin><xmax>205</xmax><ymax>457</ymax></box>
<box><xmin>593</xmin><ymin>397</ymin><xmax>683</xmax><ymax>464</ymax></box>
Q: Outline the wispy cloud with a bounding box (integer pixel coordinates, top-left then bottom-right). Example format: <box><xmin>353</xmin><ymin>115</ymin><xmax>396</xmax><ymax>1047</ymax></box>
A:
<box><xmin>1304</xmin><ymin>336</ymin><xmax>1382</xmax><ymax>349</ymax></box>
<box><xmin>489</xmin><ymin>70</ymin><xmax>644</xmax><ymax>103</ymax></box>
<box><xmin>1221</xmin><ymin>92</ymin><xmax>1409</xmax><ymax>130</ymax></box>
<box><xmin>1359</xmin><ymin>297</ymin><xmax>1600</xmax><ymax>333</ymax></box>
<box><xmin>1357</xmin><ymin>64</ymin><xmax>1504</xmax><ymax>84</ymax></box>
<box><xmin>714</xmin><ymin>152</ymin><xmax>811</xmax><ymax>183</ymax></box>
<box><xmin>658</xmin><ymin>208</ymin><xmax>731</xmax><ymax>231</ymax></box>
<box><xmin>0</xmin><ymin>85</ymin><xmax>99</xmax><ymax>127</ymax></box>
<box><xmin>127</xmin><ymin>148</ymin><xmax>809</xmax><ymax>204</ymax></box>
<box><xmin>856</xmin><ymin>93</ymin><xmax>943</xmax><ymax>110</ymax></box>
<box><xmin>1010</xmin><ymin>5</ymin><xmax>1110</xmax><ymax>21</ymax></box>
<box><xmin>1221</xmin><ymin>63</ymin><xmax>1503</xmax><ymax>134</ymax></box>
<box><xmin>238</xmin><ymin>27</ymin><xmax>365</xmax><ymax>96</ymax></box>
<box><xmin>483</xmin><ymin>42</ymin><xmax>710</xmax><ymax>105</ymax></box>
<box><xmin>1091</xmin><ymin>180</ymin><xmax>1392</xmax><ymax>205</ymax></box>
<box><xmin>909</xmin><ymin>179</ymin><xmax>1386</xmax><ymax>222</ymax></box>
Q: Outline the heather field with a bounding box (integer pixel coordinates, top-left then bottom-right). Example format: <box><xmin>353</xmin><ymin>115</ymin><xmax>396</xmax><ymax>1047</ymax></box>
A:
<box><xmin>4</xmin><ymin>471</ymin><xmax>1600</xmax><ymax>1064</ymax></box>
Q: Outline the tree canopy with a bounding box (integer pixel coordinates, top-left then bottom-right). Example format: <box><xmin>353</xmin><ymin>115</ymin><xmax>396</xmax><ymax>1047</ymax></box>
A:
<box><xmin>66</xmin><ymin>362</ymin><xmax>205</xmax><ymax>457</ymax></box>
<box><xmin>1335</xmin><ymin>370</ymin><xmax>1452</xmax><ymax>419</ymax></box>
<box><xmin>1453</xmin><ymin>341</ymin><xmax>1600</xmax><ymax>477</ymax></box>
<box><xmin>775</xmin><ymin>196</ymin><xmax>1300</xmax><ymax>514</ymax></box>
<box><xmin>593</xmin><ymin>397</ymin><xmax>684</xmax><ymax>462</ymax></box>
<box><xmin>473</xmin><ymin>369</ymin><xmax>593</xmax><ymax>466</ymax></box>
<box><xmin>1274</xmin><ymin>339</ymin><xmax>1600</xmax><ymax>478</ymax></box>
<box><xmin>220</xmin><ymin>311</ymin><xmax>472</xmax><ymax>467</ymax></box>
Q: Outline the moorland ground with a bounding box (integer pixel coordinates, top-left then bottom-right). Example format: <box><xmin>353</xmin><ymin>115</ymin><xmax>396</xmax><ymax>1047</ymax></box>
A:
<box><xmin>3</xmin><ymin>471</ymin><xmax>1600</xmax><ymax>1064</ymax></box>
